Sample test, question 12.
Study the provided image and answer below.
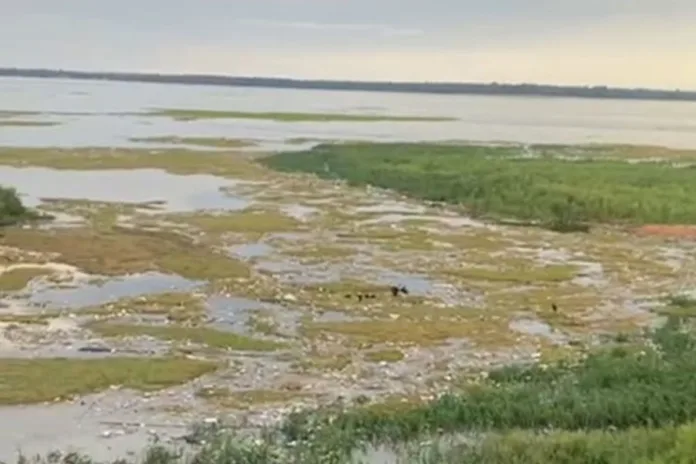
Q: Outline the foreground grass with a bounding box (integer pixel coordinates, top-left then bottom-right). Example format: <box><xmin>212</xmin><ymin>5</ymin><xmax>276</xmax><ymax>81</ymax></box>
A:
<box><xmin>0</xmin><ymin>357</ymin><xmax>217</xmax><ymax>405</ymax></box>
<box><xmin>263</xmin><ymin>142</ymin><xmax>696</xmax><ymax>227</ymax></box>
<box><xmin>144</xmin><ymin>108</ymin><xmax>456</xmax><ymax>122</ymax></box>
<box><xmin>21</xmin><ymin>318</ymin><xmax>696</xmax><ymax>463</ymax></box>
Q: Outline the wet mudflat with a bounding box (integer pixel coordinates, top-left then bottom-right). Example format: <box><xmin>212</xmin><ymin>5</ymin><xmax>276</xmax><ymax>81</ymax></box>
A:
<box><xmin>1</xmin><ymin>80</ymin><xmax>696</xmax><ymax>462</ymax></box>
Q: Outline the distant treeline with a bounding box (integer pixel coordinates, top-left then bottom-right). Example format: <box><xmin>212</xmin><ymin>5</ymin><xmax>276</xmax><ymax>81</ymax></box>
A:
<box><xmin>2</xmin><ymin>67</ymin><xmax>696</xmax><ymax>102</ymax></box>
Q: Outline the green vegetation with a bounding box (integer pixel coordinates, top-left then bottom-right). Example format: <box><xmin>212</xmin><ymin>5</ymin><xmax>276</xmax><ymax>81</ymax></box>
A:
<box><xmin>656</xmin><ymin>294</ymin><xmax>696</xmax><ymax>318</ymax></box>
<box><xmin>0</xmin><ymin>357</ymin><xmax>217</xmax><ymax>405</ymax></box>
<box><xmin>145</xmin><ymin>108</ymin><xmax>456</xmax><ymax>122</ymax></box>
<box><xmin>263</xmin><ymin>142</ymin><xmax>696</xmax><ymax>228</ymax></box>
<box><xmin>1</xmin><ymin>225</ymin><xmax>250</xmax><ymax>280</ymax></box>
<box><xmin>88</xmin><ymin>322</ymin><xmax>287</xmax><ymax>351</ymax></box>
<box><xmin>168</xmin><ymin>208</ymin><xmax>303</xmax><ymax>239</ymax></box>
<box><xmin>0</xmin><ymin>266</ymin><xmax>52</xmax><ymax>291</ymax></box>
<box><xmin>0</xmin><ymin>185</ymin><xmax>42</xmax><ymax>226</ymax></box>
<box><xmin>0</xmin><ymin>120</ymin><xmax>58</xmax><ymax>127</ymax></box>
<box><xmin>129</xmin><ymin>136</ymin><xmax>257</xmax><ymax>149</ymax></box>
<box><xmin>364</xmin><ymin>349</ymin><xmax>405</xmax><ymax>363</ymax></box>
<box><xmin>0</xmin><ymin>146</ymin><xmax>267</xmax><ymax>179</ymax></box>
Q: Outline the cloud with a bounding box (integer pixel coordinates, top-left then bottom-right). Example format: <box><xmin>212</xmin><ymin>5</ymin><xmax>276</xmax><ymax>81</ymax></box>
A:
<box><xmin>3</xmin><ymin>0</ymin><xmax>696</xmax><ymax>88</ymax></box>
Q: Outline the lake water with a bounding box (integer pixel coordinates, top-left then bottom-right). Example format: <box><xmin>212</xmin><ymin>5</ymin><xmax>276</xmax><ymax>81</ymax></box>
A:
<box><xmin>2</xmin><ymin>77</ymin><xmax>696</xmax><ymax>149</ymax></box>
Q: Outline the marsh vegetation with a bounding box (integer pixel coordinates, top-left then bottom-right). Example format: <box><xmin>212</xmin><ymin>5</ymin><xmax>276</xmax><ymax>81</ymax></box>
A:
<box><xmin>264</xmin><ymin>142</ymin><xmax>696</xmax><ymax>230</ymax></box>
<box><xmin>143</xmin><ymin>108</ymin><xmax>456</xmax><ymax>123</ymax></box>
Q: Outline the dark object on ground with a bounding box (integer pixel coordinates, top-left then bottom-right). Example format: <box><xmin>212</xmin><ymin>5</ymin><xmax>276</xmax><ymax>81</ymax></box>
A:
<box><xmin>390</xmin><ymin>286</ymin><xmax>409</xmax><ymax>297</ymax></box>
<box><xmin>78</xmin><ymin>345</ymin><xmax>114</xmax><ymax>353</ymax></box>
<box><xmin>552</xmin><ymin>303</ymin><xmax>558</xmax><ymax>313</ymax></box>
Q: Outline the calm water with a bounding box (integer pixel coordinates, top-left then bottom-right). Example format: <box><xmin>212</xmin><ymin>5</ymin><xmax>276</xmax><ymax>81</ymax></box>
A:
<box><xmin>2</xmin><ymin>77</ymin><xmax>696</xmax><ymax>148</ymax></box>
<box><xmin>0</xmin><ymin>166</ymin><xmax>248</xmax><ymax>212</ymax></box>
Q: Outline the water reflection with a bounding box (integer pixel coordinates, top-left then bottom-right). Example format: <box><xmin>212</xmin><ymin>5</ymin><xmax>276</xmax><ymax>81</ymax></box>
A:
<box><xmin>0</xmin><ymin>166</ymin><xmax>249</xmax><ymax>212</ymax></box>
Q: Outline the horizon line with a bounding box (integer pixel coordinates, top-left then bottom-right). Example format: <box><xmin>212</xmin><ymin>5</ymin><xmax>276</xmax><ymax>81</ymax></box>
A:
<box><xmin>2</xmin><ymin>66</ymin><xmax>695</xmax><ymax>100</ymax></box>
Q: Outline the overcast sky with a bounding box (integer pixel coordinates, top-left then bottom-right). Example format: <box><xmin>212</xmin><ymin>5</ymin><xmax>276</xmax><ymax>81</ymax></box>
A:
<box><xmin>3</xmin><ymin>1</ymin><xmax>695</xmax><ymax>88</ymax></box>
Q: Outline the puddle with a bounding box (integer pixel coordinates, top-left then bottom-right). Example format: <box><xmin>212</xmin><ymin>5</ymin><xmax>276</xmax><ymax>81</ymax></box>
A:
<box><xmin>25</xmin><ymin>272</ymin><xmax>202</xmax><ymax>309</ymax></box>
<box><xmin>207</xmin><ymin>295</ymin><xmax>299</xmax><ymax>335</ymax></box>
<box><xmin>0</xmin><ymin>166</ymin><xmax>249</xmax><ymax>213</ymax></box>
<box><xmin>228</xmin><ymin>242</ymin><xmax>275</xmax><ymax>259</ymax></box>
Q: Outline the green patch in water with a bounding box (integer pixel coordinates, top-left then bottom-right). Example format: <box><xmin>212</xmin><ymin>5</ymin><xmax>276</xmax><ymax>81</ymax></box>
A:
<box><xmin>144</xmin><ymin>108</ymin><xmax>456</xmax><ymax>123</ymax></box>
<box><xmin>129</xmin><ymin>136</ymin><xmax>257</xmax><ymax>149</ymax></box>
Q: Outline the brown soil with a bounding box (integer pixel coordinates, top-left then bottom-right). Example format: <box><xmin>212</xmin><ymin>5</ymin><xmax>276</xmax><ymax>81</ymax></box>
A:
<box><xmin>635</xmin><ymin>225</ymin><xmax>696</xmax><ymax>238</ymax></box>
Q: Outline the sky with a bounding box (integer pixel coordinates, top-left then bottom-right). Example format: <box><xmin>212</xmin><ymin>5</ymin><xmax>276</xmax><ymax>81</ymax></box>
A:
<box><xmin>3</xmin><ymin>0</ymin><xmax>696</xmax><ymax>89</ymax></box>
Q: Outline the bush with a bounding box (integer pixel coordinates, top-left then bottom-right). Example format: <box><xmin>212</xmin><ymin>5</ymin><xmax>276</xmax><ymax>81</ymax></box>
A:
<box><xmin>0</xmin><ymin>185</ymin><xmax>35</xmax><ymax>226</ymax></box>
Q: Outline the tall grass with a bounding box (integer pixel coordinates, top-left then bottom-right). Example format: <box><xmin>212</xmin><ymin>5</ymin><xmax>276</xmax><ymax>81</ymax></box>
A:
<box><xmin>262</xmin><ymin>142</ymin><xmax>696</xmax><ymax>227</ymax></box>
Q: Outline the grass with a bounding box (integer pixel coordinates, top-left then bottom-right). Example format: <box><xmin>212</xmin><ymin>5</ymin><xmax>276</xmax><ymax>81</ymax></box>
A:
<box><xmin>88</xmin><ymin>322</ymin><xmax>287</xmax><ymax>351</ymax></box>
<box><xmin>0</xmin><ymin>266</ymin><xmax>52</xmax><ymax>291</ymax></box>
<box><xmin>273</xmin><ymin>319</ymin><xmax>696</xmax><ymax>457</ymax></box>
<box><xmin>0</xmin><ymin>146</ymin><xmax>268</xmax><ymax>179</ymax></box>
<box><xmin>85</xmin><ymin>292</ymin><xmax>209</xmax><ymax>324</ymax></box>
<box><xmin>168</xmin><ymin>208</ymin><xmax>303</xmax><ymax>238</ymax></box>
<box><xmin>0</xmin><ymin>120</ymin><xmax>59</xmax><ymax>127</ymax></box>
<box><xmin>129</xmin><ymin>136</ymin><xmax>257</xmax><ymax>149</ymax></box>
<box><xmin>364</xmin><ymin>349</ymin><xmax>405</xmax><ymax>363</ymax></box>
<box><xmin>0</xmin><ymin>357</ymin><xmax>217</xmax><ymax>405</ymax></box>
<box><xmin>441</xmin><ymin>263</ymin><xmax>579</xmax><ymax>284</ymax></box>
<box><xmin>402</xmin><ymin>423</ymin><xmax>696</xmax><ymax>463</ymax></box>
<box><xmin>656</xmin><ymin>294</ymin><xmax>696</xmax><ymax>318</ymax></box>
<box><xmin>301</xmin><ymin>313</ymin><xmax>517</xmax><ymax>348</ymax></box>
<box><xmin>0</xmin><ymin>225</ymin><xmax>250</xmax><ymax>280</ymax></box>
<box><xmin>144</xmin><ymin>108</ymin><xmax>456</xmax><ymax>123</ymax></box>
<box><xmin>262</xmin><ymin>142</ymin><xmax>696</xmax><ymax>228</ymax></box>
